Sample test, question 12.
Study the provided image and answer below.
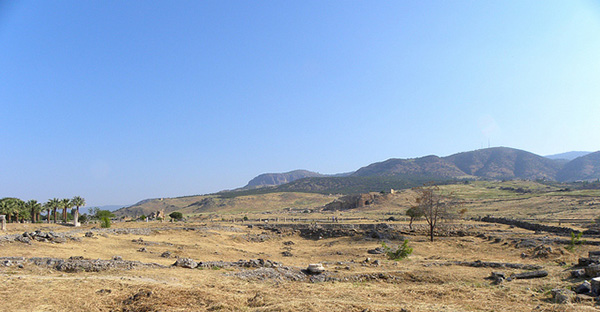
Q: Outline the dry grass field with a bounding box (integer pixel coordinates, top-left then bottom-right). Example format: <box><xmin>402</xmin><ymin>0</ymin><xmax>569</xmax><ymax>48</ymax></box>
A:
<box><xmin>2</xmin><ymin>181</ymin><xmax>599</xmax><ymax>311</ymax></box>
<box><xmin>1</xmin><ymin>218</ymin><xmax>599</xmax><ymax>312</ymax></box>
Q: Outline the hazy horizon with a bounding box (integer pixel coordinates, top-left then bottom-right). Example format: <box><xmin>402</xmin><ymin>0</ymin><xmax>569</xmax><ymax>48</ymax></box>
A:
<box><xmin>2</xmin><ymin>1</ymin><xmax>600</xmax><ymax>206</ymax></box>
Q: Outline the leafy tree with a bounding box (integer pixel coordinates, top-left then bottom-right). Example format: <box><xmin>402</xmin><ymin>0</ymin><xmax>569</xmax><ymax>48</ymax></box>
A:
<box><xmin>169</xmin><ymin>211</ymin><xmax>183</xmax><ymax>221</ymax></box>
<box><xmin>71</xmin><ymin>196</ymin><xmax>85</xmax><ymax>227</ymax></box>
<box><xmin>413</xmin><ymin>184</ymin><xmax>459</xmax><ymax>242</ymax></box>
<box><xmin>93</xmin><ymin>209</ymin><xmax>115</xmax><ymax>220</ymax></box>
<box><xmin>406</xmin><ymin>206</ymin><xmax>424</xmax><ymax>230</ymax></box>
<box><xmin>78</xmin><ymin>213</ymin><xmax>88</xmax><ymax>224</ymax></box>
<box><xmin>61</xmin><ymin>198</ymin><xmax>73</xmax><ymax>223</ymax></box>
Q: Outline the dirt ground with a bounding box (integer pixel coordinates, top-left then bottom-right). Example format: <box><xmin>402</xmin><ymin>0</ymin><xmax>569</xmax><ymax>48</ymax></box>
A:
<box><xmin>0</xmin><ymin>221</ymin><xmax>598</xmax><ymax>312</ymax></box>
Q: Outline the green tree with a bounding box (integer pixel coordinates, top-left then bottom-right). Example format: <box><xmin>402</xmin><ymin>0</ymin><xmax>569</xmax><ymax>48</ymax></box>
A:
<box><xmin>71</xmin><ymin>196</ymin><xmax>85</xmax><ymax>227</ymax></box>
<box><xmin>48</xmin><ymin>198</ymin><xmax>61</xmax><ymax>223</ymax></box>
<box><xmin>169</xmin><ymin>211</ymin><xmax>183</xmax><ymax>221</ymax></box>
<box><xmin>406</xmin><ymin>206</ymin><xmax>424</xmax><ymax>230</ymax></box>
<box><xmin>25</xmin><ymin>200</ymin><xmax>42</xmax><ymax>223</ymax></box>
<box><xmin>94</xmin><ymin>209</ymin><xmax>115</xmax><ymax>220</ymax></box>
<box><xmin>0</xmin><ymin>198</ymin><xmax>15</xmax><ymax>222</ymax></box>
<box><xmin>9</xmin><ymin>198</ymin><xmax>26</xmax><ymax>223</ymax></box>
<box><xmin>61</xmin><ymin>198</ymin><xmax>73</xmax><ymax>223</ymax></box>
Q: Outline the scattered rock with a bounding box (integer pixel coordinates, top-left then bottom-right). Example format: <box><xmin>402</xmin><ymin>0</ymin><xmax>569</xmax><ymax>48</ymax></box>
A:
<box><xmin>551</xmin><ymin>288</ymin><xmax>576</xmax><ymax>304</ymax></box>
<box><xmin>575</xmin><ymin>294</ymin><xmax>596</xmax><ymax>303</ymax></box>
<box><xmin>367</xmin><ymin>247</ymin><xmax>385</xmax><ymax>255</ymax></box>
<box><xmin>283</xmin><ymin>241</ymin><xmax>295</xmax><ymax>246</ymax></box>
<box><xmin>173</xmin><ymin>258</ymin><xmax>198</xmax><ymax>269</ymax></box>
<box><xmin>307</xmin><ymin>263</ymin><xmax>325</xmax><ymax>274</ymax></box>
<box><xmin>281</xmin><ymin>251</ymin><xmax>293</xmax><ymax>257</ymax></box>
<box><xmin>137</xmin><ymin>247</ymin><xmax>147</xmax><ymax>253</ymax></box>
<box><xmin>573</xmin><ymin>281</ymin><xmax>592</xmax><ymax>294</ymax></box>
<box><xmin>510</xmin><ymin>270</ymin><xmax>548</xmax><ymax>279</ymax></box>
<box><xmin>112</xmin><ymin>256</ymin><xmax>123</xmax><ymax>261</ymax></box>
<box><xmin>160</xmin><ymin>251</ymin><xmax>172</xmax><ymax>258</ymax></box>
<box><xmin>591</xmin><ymin>277</ymin><xmax>600</xmax><ymax>295</ymax></box>
<box><xmin>585</xmin><ymin>264</ymin><xmax>600</xmax><ymax>278</ymax></box>
<box><xmin>84</xmin><ymin>232</ymin><xmax>94</xmax><ymax>238</ymax></box>
<box><xmin>571</xmin><ymin>269</ymin><xmax>586</xmax><ymax>278</ymax></box>
<box><xmin>579</xmin><ymin>257</ymin><xmax>600</xmax><ymax>267</ymax></box>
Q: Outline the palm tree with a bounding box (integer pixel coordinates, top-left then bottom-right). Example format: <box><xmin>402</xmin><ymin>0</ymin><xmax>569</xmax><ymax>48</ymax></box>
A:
<box><xmin>0</xmin><ymin>198</ymin><xmax>12</xmax><ymax>222</ymax></box>
<box><xmin>9</xmin><ymin>198</ymin><xmax>24</xmax><ymax>223</ymax></box>
<box><xmin>25</xmin><ymin>200</ymin><xmax>42</xmax><ymax>223</ymax></box>
<box><xmin>61</xmin><ymin>198</ymin><xmax>72</xmax><ymax>223</ymax></box>
<box><xmin>44</xmin><ymin>201</ymin><xmax>52</xmax><ymax>223</ymax></box>
<box><xmin>49</xmin><ymin>198</ymin><xmax>60</xmax><ymax>223</ymax></box>
<box><xmin>71</xmin><ymin>196</ymin><xmax>85</xmax><ymax>227</ymax></box>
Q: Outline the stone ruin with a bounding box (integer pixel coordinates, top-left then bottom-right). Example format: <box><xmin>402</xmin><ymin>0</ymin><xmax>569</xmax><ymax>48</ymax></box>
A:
<box><xmin>148</xmin><ymin>210</ymin><xmax>165</xmax><ymax>221</ymax></box>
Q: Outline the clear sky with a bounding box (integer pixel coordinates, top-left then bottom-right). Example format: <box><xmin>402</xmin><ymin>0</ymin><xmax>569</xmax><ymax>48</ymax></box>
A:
<box><xmin>1</xmin><ymin>1</ymin><xmax>600</xmax><ymax>207</ymax></box>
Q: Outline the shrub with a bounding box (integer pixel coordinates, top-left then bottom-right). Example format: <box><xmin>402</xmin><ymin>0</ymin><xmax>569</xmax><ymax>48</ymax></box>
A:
<box><xmin>100</xmin><ymin>216</ymin><xmax>111</xmax><ymax>228</ymax></box>
<box><xmin>565</xmin><ymin>231</ymin><xmax>584</xmax><ymax>252</ymax></box>
<box><xmin>382</xmin><ymin>240</ymin><xmax>413</xmax><ymax>260</ymax></box>
<box><xmin>169</xmin><ymin>212</ymin><xmax>183</xmax><ymax>221</ymax></box>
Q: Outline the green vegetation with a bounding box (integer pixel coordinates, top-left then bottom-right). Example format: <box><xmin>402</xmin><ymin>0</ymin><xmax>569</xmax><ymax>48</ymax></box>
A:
<box><xmin>169</xmin><ymin>211</ymin><xmax>183</xmax><ymax>221</ymax></box>
<box><xmin>382</xmin><ymin>240</ymin><xmax>413</xmax><ymax>260</ymax></box>
<box><xmin>405</xmin><ymin>206</ymin><xmax>424</xmax><ymax>230</ymax></box>
<box><xmin>91</xmin><ymin>208</ymin><xmax>115</xmax><ymax>220</ymax></box>
<box><xmin>100</xmin><ymin>216</ymin><xmax>111</xmax><ymax>228</ymax></box>
<box><xmin>565</xmin><ymin>231</ymin><xmax>584</xmax><ymax>252</ymax></box>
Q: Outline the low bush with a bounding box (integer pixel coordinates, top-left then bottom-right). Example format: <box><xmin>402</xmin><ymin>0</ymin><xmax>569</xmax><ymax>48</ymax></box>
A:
<box><xmin>382</xmin><ymin>240</ymin><xmax>412</xmax><ymax>260</ymax></box>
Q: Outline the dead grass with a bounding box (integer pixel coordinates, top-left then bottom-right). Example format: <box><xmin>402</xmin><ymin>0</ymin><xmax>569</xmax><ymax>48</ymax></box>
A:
<box><xmin>1</xmin><ymin>219</ymin><xmax>599</xmax><ymax>311</ymax></box>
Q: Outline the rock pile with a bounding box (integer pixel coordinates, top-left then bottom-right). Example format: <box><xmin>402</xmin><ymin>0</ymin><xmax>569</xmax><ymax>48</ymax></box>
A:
<box><xmin>11</xmin><ymin>230</ymin><xmax>80</xmax><ymax>244</ymax></box>
<box><xmin>0</xmin><ymin>256</ymin><xmax>166</xmax><ymax>272</ymax></box>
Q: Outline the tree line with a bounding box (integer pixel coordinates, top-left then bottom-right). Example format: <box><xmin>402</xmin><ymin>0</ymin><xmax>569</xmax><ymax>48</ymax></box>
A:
<box><xmin>0</xmin><ymin>196</ymin><xmax>86</xmax><ymax>227</ymax></box>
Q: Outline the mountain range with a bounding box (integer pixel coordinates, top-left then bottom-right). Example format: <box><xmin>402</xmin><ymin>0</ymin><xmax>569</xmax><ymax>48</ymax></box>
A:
<box><xmin>242</xmin><ymin>147</ymin><xmax>600</xmax><ymax>189</ymax></box>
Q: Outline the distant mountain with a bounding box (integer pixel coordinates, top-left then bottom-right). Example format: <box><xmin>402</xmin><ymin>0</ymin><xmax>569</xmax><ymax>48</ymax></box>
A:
<box><xmin>557</xmin><ymin>151</ymin><xmax>600</xmax><ymax>181</ymax></box>
<box><xmin>244</xmin><ymin>170</ymin><xmax>325</xmax><ymax>188</ymax></box>
<box><xmin>545</xmin><ymin>151</ymin><xmax>591</xmax><ymax>161</ymax></box>
<box><xmin>121</xmin><ymin>146</ymin><xmax>600</xmax><ymax>215</ymax></box>
<box><xmin>445</xmin><ymin>147</ymin><xmax>561</xmax><ymax>180</ymax></box>
<box><xmin>352</xmin><ymin>155</ymin><xmax>466</xmax><ymax>178</ymax></box>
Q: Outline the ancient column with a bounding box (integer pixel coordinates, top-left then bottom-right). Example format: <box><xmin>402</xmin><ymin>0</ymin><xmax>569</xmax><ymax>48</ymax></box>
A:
<box><xmin>0</xmin><ymin>215</ymin><xmax>5</xmax><ymax>231</ymax></box>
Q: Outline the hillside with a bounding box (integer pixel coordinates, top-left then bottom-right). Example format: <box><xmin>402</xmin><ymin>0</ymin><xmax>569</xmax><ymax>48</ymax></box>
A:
<box><xmin>557</xmin><ymin>151</ymin><xmax>600</xmax><ymax>181</ymax></box>
<box><xmin>352</xmin><ymin>155</ymin><xmax>467</xmax><ymax>178</ymax></box>
<box><xmin>444</xmin><ymin>147</ymin><xmax>561</xmax><ymax>180</ymax></box>
<box><xmin>114</xmin><ymin>192</ymin><xmax>335</xmax><ymax>217</ymax></box>
<box><xmin>244</xmin><ymin>170</ymin><xmax>324</xmax><ymax>188</ymax></box>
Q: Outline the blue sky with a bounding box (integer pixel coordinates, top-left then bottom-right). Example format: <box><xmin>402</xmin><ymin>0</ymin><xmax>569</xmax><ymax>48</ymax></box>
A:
<box><xmin>1</xmin><ymin>1</ymin><xmax>600</xmax><ymax>206</ymax></box>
